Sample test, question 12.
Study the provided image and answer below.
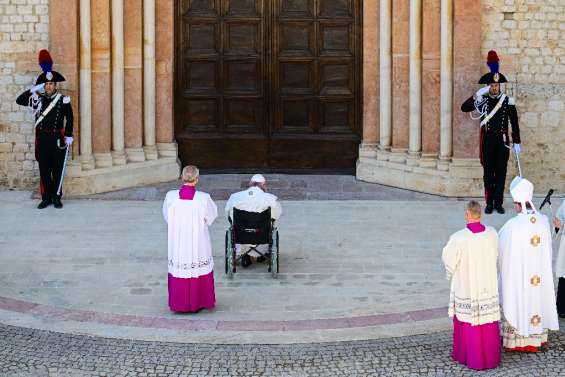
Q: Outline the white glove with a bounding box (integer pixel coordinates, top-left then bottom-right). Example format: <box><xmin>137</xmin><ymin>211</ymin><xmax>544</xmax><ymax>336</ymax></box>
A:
<box><xmin>475</xmin><ymin>86</ymin><xmax>490</xmax><ymax>99</ymax></box>
<box><xmin>65</xmin><ymin>136</ymin><xmax>74</xmax><ymax>146</ymax></box>
<box><xmin>30</xmin><ymin>83</ymin><xmax>45</xmax><ymax>94</ymax></box>
<box><xmin>513</xmin><ymin>143</ymin><xmax>521</xmax><ymax>154</ymax></box>
<box><xmin>475</xmin><ymin>86</ymin><xmax>490</xmax><ymax>102</ymax></box>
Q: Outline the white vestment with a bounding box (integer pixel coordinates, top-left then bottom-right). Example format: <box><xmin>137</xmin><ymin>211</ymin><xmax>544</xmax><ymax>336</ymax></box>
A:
<box><xmin>498</xmin><ymin>211</ymin><xmax>559</xmax><ymax>339</ymax></box>
<box><xmin>442</xmin><ymin>226</ymin><xmax>500</xmax><ymax>326</ymax></box>
<box><xmin>163</xmin><ymin>190</ymin><xmax>218</xmax><ymax>279</ymax></box>
<box><xmin>225</xmin><ymin>186</ymin><xmax>282</xmax><ymax>220</ymax></box>
<box><xmin>225</xmin><ymin>186</ymin><xmax>282</xmax><ymax>256</ymax></box>
<box><xmin>554</xmin><ymin>200</ymin><xmax>565</xmax><ymax>278</ymax></box>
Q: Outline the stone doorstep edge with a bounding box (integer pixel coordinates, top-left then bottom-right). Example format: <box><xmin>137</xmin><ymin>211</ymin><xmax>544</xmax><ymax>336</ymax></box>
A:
<box><xmin>0</xmin><ymin>295</ymin><xmax>447</xmax><ymax>332</ymax></box>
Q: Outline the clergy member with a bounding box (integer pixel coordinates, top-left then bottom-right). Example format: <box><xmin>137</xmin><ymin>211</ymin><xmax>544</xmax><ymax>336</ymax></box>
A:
<box><xmin>442</xmin><ymin>200</ymin><xmax>501</xmax><ymax>370</ymax></box>
<box><xmin>163</xmin><ymin>165</ymin><xmax>218</xmax><ymax>312</ymax></box>
<box><xmin>225</xmin><ymin>174</ymin><xmax>282</xmax><ymax>267</ymax></box>
<box><xmin>553</xmin><ymin>200</ymin><xmax>565</xmax><ymax>317</ymax></box>
<box><xmin>499</xmin><ymin>177</ymin><xmax>559</xmax><ymax>351</ymax></box>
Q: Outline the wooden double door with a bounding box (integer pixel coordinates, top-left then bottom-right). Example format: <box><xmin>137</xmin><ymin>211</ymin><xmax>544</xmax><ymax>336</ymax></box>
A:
<box><xmin>175</xmin><ymin>0</ymin><xmax>362</xmax><ymax>171</ymax></box>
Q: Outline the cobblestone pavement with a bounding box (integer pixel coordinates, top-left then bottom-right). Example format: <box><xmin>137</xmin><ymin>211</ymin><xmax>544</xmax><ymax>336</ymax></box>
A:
<box><xmin>1</xmin><ymin>323</ymin><xmax>565</xmax><ymax>377</ymax></box>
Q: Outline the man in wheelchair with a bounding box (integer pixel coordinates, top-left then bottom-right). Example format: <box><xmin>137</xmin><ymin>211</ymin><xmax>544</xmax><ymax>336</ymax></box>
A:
<box><xmin>225</xmin><ymin>174</ymin><xmax>282</xmax><ymax>267</ymax></box>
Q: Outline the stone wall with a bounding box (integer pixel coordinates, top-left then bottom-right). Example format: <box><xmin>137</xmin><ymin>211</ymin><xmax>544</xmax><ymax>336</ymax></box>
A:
<box><xmin>0</xmin><ymin>1</ymin><xmax>563</xmax><ymax>195</ymax></box>
<box><xmin>482</xmin><ymin>0</ymin><xmax>565</xmax><ymax>193</ymax></box>
<box><xmin>0</xmin><ymin>0</ymin><xmax>48</xmax><ymax>188</ymax></box>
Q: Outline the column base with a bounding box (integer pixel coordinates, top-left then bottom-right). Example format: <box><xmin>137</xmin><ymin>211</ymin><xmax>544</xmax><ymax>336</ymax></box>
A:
<box><xmin>419</xmin><ymin>153</ymin><xmax>438</xmax><ymax>168</ymax></box>
<box><xmin>356</xmin><ymin>153</ymin><xmax>483</xmax><ymax>197</ymax></box>
<box><xmin>406</xmin><ymin>151</ymin><xmax>421</xmax><ymax>166</ymax></box>
<box><xmin>157</xmin><ymin>142</ymin><xmax>178</xmax><ymax>158</ymax></box>
<box><xmin>93</xmin><ymin>152</ymin><xmax>113</xmax><ymax>168</ymax></box>
<box><xmin>64</xmin><ymin>156</ymin><xmax>181</xmax><ymax>196</ymax></box>
<box><xmin>125</xmin><ymin>147</ymin><xmax>146</xmax><ymax>163</ymax></box>
<box><xmin>111</xmin><ymin>150</ymin><xmax>127</xmax><ymax>166</ymax></box>
<box><xmin>80</xmin><ymin>154</ymin><xmax>95</xmax><ymax>171</ymax></box>
<box><xmin>358</xmin><ymin>143</ymin><xmax>378</xmax><ymax>159</ymax></box>
<box><xmin>144</xmin><ymin>145</ymin><xmax>159</xmax><ymax>160</ymax></box>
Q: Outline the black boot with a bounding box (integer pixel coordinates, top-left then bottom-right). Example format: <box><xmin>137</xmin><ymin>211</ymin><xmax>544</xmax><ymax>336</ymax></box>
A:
<box><xmin>53</xmin><ymin>198</ymin><xmax>63</xmax><ymax>209</ymax></box>
<box><xmin>485</xmin><ymin>204</ymin><xmax>494</xmax><ymax>214</ymax></box>
<box><xmin>495</xmin><ymin>205</ymin><xmax>505</xmax><ymax>214</ymax></box>
<box><xmin>37</xmin><ymin>199</ymin><xmax>52</xmax><ymax>209</ymax></box>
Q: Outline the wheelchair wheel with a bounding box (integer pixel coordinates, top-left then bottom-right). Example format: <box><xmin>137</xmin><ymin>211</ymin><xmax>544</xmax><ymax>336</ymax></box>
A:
<box><xmin>225</xmin><ymin>230</ymin><xmax>234</xmax><ymax>279</ymax></box>
<box><xmin>271</xmin><ymin>230</ymin><xmax>279</xmax><ymax>278</ymax></box>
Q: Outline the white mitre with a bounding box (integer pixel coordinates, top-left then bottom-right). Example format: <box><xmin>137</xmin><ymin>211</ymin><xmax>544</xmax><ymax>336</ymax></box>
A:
<box><xmin>510</xmin><ymin>176</ymin><xmax>535</xmax><ymax>214</ymax></box>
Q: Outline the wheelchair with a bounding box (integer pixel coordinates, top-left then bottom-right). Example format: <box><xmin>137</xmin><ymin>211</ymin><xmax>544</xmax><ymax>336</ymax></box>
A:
<box><xmin>225</xmin><ymin>207</ymin><xmax>279</xmax><ymax>278</ymax></box>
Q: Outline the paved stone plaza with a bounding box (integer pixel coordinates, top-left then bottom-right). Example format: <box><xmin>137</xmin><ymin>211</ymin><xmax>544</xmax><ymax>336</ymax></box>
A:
<box><xmin>1</xmin><ymin>175</ymin><xmax>564</xmax><ymax>376</ymax></box>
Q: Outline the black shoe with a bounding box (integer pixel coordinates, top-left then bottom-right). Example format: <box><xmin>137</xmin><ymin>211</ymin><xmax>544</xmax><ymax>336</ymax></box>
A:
<box><xmin>485</xmin><ymin>204</ymin><xmax>493</xmax><ymax>214</ymax></box>
<box><xmin>495</xmin><ymin>205</ymin><xmax>505</xmax><ymax>214</ymax></box>
<box><xmin>53</xmin><ymin>199</ymin><xmax>63</xmax><ymax>209</ymax></box>
<box><xmin>37</xmin><ymin>199</ymin><xmax>52</xmax><ymax>209</ymax></box>
<box><xmin>241</xmin><ymin>255</ymin><xmax>252</xmax><ymax>268</ymax></box>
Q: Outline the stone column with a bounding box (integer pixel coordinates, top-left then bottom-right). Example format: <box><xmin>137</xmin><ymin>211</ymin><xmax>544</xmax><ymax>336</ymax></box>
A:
<box><xmin>360</xmin><ymin>0</ymin><xmax>380</xmax><ymax>159</ymax></box>
<box><xmin>421</xmin><ymin>0</ymin><xmax>441</xmax><ymax>167</ymax></box>
<box><xmin>452</xmin><ymin>0</ymin><xmax>481</xmax><ymax>159</ymax></box>
<box><xmin>111</xmin><ymin>0</ymin><xmax>126</xmax><ymax>165</ymax></box>
<box><xmin>91</xmin><ymin>0</ymin><xmax>112</xmax><ymax>168</ymax></box>
<box><xmin>407</xmin><ymin>0</ymin><xmax>422</xmax><ymax>165</ymax></box>
<box><xmin>439</xmin><ymin>0</ymin><xmax>453</xmax><ymax>169</ymax></box>
<box><xmin>143</xmin><ymin>0</ymin><xmax>158</xmax><ymax>160</ymax></box>
<box><xmin>155</xmin><ymin>0</ymin><xmax>177</xmax><ymax>158</ymax></box>
<box><xmin>391</xmin><ymin>0</ymin><xmax>409</xmax><ymax>162</ymax></box>
<box><xmin>79</xmin><ymin>0</ymin><xmax>95</xmax><ymax>170</ymax></box>
<box><xmin>379</xmin><ymin>0</ymin><xmax>392</xmax><ymax>154</ymax></box>
<box><xmin>50</xmin><ymin>0</ymin><xmax>80</xmax><ymax>157</ymax></box>
<box><xmin>124</xmin><ymin>0</ymin><xmax>145</xmax><ymax>162</ymax></box>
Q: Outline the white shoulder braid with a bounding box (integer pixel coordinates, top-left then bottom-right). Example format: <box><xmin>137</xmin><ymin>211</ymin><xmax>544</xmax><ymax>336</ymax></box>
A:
<box><xmin>63</xmin><ymin>96</ymin><xmax>71</xmax><ymax>104</ymax></box>
<box><xmin>507</xmin><ymin>96</ymin><xmax>515</xmax><ymax>106</ymax></box>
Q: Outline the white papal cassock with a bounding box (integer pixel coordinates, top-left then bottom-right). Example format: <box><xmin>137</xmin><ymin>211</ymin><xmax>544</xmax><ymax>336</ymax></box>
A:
<box><xmin>498</xmin><ymin>177</ymin><xmax>559</xmax><ymax>350</ymax></box>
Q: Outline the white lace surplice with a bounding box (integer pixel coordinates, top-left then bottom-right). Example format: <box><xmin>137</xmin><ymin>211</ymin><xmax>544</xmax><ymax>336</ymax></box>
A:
<box><xmin>163</xmin><ymin>190</ymin><xmax>218</xmax><ymax>279</ymax></box>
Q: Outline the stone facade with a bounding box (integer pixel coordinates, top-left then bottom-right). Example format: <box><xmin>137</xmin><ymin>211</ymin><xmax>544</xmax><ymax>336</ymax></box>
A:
<box><xmin>0</xmin><ymin>0</ymin><xmax>49</xmax><ymax>188</ymax></box>
<box><xmin>482</xmin><ymin>0</ymin><xmax>565</xmax><ymax>192</ymax></box>
<box><xmin>0</xmin><ymin>0</ymin><xmax>562</xmax><ymax>195</ymax></box>
<box><xmin>358</xmin><ymin>0</ymin><xmax>565</xmax><ymax>195</ymax></box>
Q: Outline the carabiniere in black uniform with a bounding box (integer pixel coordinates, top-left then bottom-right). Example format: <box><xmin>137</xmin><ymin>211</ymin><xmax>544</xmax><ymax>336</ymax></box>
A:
<box><xmin>461</xmin><ymin>50</ymin><xmax>520</xmax><ymax>214</ymax></box>
<box><xmin>16</xmin><ymin>50</ymin><xmax>73</xmax><ymax>209</ymax></box>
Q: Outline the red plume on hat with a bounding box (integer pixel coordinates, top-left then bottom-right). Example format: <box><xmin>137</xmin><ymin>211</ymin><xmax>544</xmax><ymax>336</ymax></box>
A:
<box><xmin>38</xmin><ymin>49</ymin><xmax>53</xmax><ymax>74</ymax></box>
<box><xmin>35</xmin><ymin>49</ymin><xmax>65</xmax><ymax>85</ymax></box>
<box><xmin>486</xmin><ymin>50</ymin><xmax>499</xmax><ymax>74</ymax></box>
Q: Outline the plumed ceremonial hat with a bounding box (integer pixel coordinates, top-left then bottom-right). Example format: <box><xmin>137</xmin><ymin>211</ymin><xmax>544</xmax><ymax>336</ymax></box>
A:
<box><xmin>35</xmin><ymin>50</ymin><xmax>66</xmax><ymax>85</ymax></box>
<box><xmin>478</xmin><ymin>50</ymin><xmax>508</xmax><ymax>84</ymax></box>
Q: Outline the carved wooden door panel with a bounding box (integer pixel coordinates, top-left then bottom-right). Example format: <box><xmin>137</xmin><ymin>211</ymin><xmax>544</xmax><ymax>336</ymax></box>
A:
<box><xmin>175</xmin><ymin>0</ymin><xmax>361</xmax><ymax>171</ymax></box>
<box><xmin>176</xmin><ymin>0</ymin><xmax>268</xmax><ymax>169</ymax></box>
<box><xmin>270</xmin><ymin>0</ymin><xmax>361</xmax><ymax>169</ymax></box>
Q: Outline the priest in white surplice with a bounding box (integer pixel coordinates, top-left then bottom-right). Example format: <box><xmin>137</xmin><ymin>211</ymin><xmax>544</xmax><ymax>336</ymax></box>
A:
<box><xmin>499</xmin><ymin>176</ymin><xmax>559</xmax><ymax>352</ymax></box>
<box><xmin>163</xmin><ymin>165</ymin><xmax>218</xmax><ymax>312</ymax></box>
<box><xmin>442</xmin><ymin>200</ymin><xmax>501</xmax><ymax>370</ymax></box>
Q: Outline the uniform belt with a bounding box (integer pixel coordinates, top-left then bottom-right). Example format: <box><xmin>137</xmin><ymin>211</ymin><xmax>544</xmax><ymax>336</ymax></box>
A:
<box><xmin>485</xmin><ymin>127</ymin><xmax>507</xmax><ymax>134</ymax></box>
<box><xmin>37</xmin><ymin>127</ymin><xmax>62</xmax><ymax>134</ymax></box>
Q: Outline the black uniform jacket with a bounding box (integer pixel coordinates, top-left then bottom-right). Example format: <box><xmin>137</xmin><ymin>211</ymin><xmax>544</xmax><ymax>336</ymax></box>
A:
<box><xmin>16</xmin><ymin>90</ymin><xmax>73</xmax><ymax>137</ymax></box>
<box><xmin>461</xmin><ymin>94</ymin><xmax>520</xmax><ymax>144</ymax></box>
